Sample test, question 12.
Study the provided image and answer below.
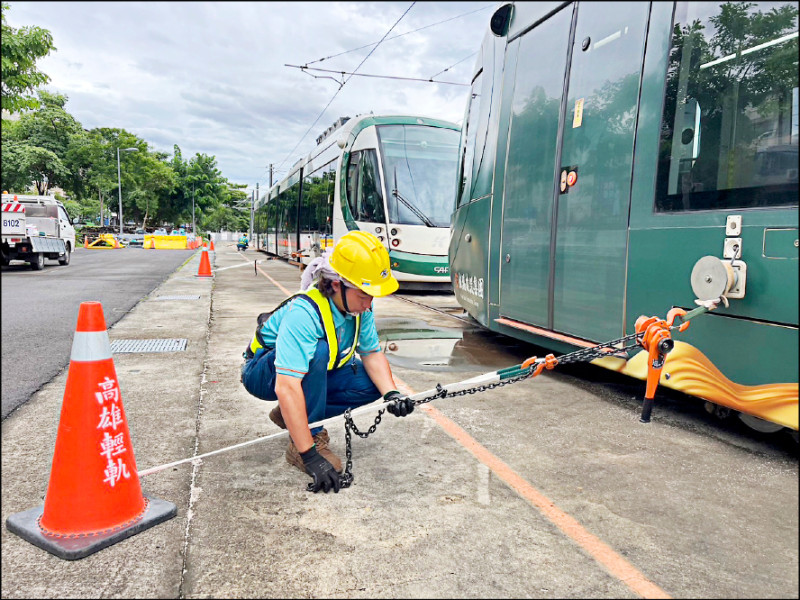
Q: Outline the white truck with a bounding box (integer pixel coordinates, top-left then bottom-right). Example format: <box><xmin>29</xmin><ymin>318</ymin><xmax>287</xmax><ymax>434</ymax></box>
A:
<box><xmin>1</xmin><ymin>194</ymin><xmax>76</xmax><ymax>270</ymax></box>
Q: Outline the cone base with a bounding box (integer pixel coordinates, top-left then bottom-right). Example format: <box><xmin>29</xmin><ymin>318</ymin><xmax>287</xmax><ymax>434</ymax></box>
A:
<box><xmin>6</xmin><ymin>494</ymin><xmax>176</xmax><ymax>561</ymax></box>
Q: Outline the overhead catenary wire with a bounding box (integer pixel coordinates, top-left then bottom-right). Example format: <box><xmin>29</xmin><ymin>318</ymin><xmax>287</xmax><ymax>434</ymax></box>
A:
<box><xmin>429</xmin><ymin>51</ymin><xmax>477</xmax><ymax>80</ymax></box>
<box><xmin>288</xmin><ymin>48</ymin><xmax>478</xmax><ymax>88</ymax></box>
<box><xmin>275</xmin><ymin>1</ymin><xmax>417</xmax><ymax>176</ymax></box>
<box><xmin>286</xmin><ymin>64</ymin><xmax>470</xmax><ymax>87</ymax></box>
<box><xmin>302</xmin><ymin>3</ymin><xmax>495</xmax><ymax>67</ymax></box>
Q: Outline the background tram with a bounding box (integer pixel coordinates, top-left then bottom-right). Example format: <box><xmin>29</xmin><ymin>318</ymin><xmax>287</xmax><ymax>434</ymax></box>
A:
<box><xmin>255</xmin><ymin>114</ymin><xmax>461</xmax><ymax>289</ymax></box>
<box><xmin>449</xmin><ymin>2</ymin><xmax>798</xmax><ymax>434</ymax></box>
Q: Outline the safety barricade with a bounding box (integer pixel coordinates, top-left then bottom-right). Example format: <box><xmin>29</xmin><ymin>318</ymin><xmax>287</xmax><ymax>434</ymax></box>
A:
<box><xmin>143</xmin><ymin>235</ymin><xmax>188</xmax><ymax>250</ymax></box>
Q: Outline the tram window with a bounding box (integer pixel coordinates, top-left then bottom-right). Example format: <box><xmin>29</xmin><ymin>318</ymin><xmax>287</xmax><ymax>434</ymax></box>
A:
<box><xmin>457</xmin><ymin>71</ymin><xmax>483</xmax><ymax>207</ymax></box>
<box><xmin>345</xmin><ymin>150</ymin><xmax>385</xmax><ymax>222</ymax></box>
<box><xmin>655</xmin><ymin>1</ymin><xmax>798</xmax><ymax>212</ymax></box>
<box><xmin>346</xmin><ymin>150</ymin><xmax>361</xmax><ymax>218</ymax></box>
<box><xmin>302</xmin><ymin>163</ymin><xmax>334</xmax><ymax>236</ymax></box>
<box><xmin>377</xmin><ymin>124</ymin><xmax>460</xmax><ymax>227</ymax></box>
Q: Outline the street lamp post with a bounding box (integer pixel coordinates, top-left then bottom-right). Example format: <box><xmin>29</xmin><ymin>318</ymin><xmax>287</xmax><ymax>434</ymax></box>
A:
<box><xmin>117</xmin><ymin>146</ymin><xmax>138</xmax><ymax>236</ymax></box>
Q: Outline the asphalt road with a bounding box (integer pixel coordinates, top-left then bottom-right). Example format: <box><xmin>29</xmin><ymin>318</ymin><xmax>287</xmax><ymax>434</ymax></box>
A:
<box><xmin>1</xmin><ymin>246</ymin><xmax>196</xmax><ymax>419</ymax></box>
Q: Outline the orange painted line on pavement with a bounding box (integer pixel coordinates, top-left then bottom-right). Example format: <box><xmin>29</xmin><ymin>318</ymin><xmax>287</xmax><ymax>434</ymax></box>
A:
<box><xmin>256</xmin><ymin>264</ymin><xmax>291</xmax><ymax>296</ymax></box>
<box><xmin>232</xmin><ymin>250</ymin><xmax>292</xmax><ymax>296</ymax></box>
<box><xmin>393</xmin><ymin>375</ymin><xmax>671</xmax><ymax>600</ymax></box>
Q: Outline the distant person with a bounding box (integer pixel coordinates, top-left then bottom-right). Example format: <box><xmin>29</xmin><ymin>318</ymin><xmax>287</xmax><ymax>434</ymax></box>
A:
<box><xmin>237</xmin><ymin>234</ymin><xmax>248</xmax><ymax>251</ymax></box>
<box><xmin>240</xmin><ymin>231</ymin><xmax>414</xmax><ymax>493</ymax></box>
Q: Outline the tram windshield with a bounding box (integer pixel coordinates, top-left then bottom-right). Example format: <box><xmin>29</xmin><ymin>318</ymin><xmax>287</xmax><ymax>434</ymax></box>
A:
<box><xmin>377</xmin><ymin>124</ymin><xmax>460</xmax><ymax>227</ymax></box>
<box><xmin>655</xmin><ymin>1</ymin><xmax>798</xmax><ymax>212</ymax></box>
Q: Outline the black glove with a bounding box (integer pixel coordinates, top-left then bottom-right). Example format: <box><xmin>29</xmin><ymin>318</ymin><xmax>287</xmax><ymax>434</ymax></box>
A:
<box><xmin>384</xmin><ymin>390</ymin><xmax>414</xmax><ymax>417</ymax></box>
<box><xmin>300</xmin><ymin>445</ymin><xmax>340</xmax><ymax>493</ymax></box>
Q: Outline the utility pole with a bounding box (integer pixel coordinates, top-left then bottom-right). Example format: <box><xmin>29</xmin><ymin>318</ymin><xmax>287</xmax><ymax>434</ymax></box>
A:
<box><xmin>117</xmin><ymin>148</ymin><xmax>123</xmax><ymax>236</ymax></box>
<box><xmin>249</xmin><ymin>189</ymin><xmax>255</xmax><ymax>242</ymax></box>
<box><xmin>253</xmin><ymin>183</ymin><xmax>258</xmax><ymax>248</ymax></box>
<box><xmin>269</xmin><ymin>164</ymin><xmax>274</xmax><ymax>188</ymax></box>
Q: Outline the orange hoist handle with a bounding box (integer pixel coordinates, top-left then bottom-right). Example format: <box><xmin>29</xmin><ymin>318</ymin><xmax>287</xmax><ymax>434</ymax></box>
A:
<box><xmin>521</xmin><ymin>354</ymin><xmax>558</xmax><ymax>377</ymax></box>
<box><xmin>635</xmin><ymin>316</ymin><xmax>674</xmax><ymax>400</ymax></box>
<box><xmin>635</xmin><ymin>311</ymin><xmax>686</xmax><ymax>423</ymax></box>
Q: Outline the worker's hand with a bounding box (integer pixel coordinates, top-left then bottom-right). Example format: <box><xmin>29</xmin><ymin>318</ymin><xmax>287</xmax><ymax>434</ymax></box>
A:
<box><xmin>300</xmin><ymin>445</ymin><xmax>340</xmax><ymax>493</ymax></box>
<box><xmin>384</xmin><ymin>390</ymin><xmax>414</xmax><ymax>417</ymax></box>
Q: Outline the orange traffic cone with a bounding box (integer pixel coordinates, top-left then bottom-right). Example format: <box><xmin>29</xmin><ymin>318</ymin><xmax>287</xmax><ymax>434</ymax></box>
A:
<box><xmin>114</xmin><ymin>237</ymin><xmax>120</xmax><ymax>249</ymax></box>
<box><xmin>5</xmin><ymin>302</ymin><xmax>176</xmax><ymax>560</ymax></box>
<box><xmin>84</xmin><ymin>236</ymin><xmax>89</xmax><ymax>248</ymax></box>
<box><xmin>209</xmin><ymin>239</ymin><xmax>215</xmax><ymax>251</ymax></box>
<box><xmin>147</xmin><ymin>237</ymin><xmax>155</xmax><ymax>249</ymax></box>
<box><xmin>196</xmin><ymin>247</ymin><xmax>212</xmax><ymax>277</ymax></box>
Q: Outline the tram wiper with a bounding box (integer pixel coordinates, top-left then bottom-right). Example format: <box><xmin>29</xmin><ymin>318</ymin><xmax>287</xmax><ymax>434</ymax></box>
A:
<box><xmin>392</xmin><ymin>167</ymin><xmax>436</xmax><ymax>227</ymax></box>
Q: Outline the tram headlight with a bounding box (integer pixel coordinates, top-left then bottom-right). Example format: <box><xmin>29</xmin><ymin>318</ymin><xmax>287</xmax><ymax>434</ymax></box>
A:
<box><xmin>391</xmin><ymin>238</ymin><xmax>400</xmax><ymax>247</ymax></box>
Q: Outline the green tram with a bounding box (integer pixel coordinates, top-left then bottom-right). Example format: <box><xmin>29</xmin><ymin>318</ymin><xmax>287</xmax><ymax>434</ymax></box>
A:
<box><xmin>449</xmin><ymin>2</ymin><xmax>798</xmax><ymax>433</ymax></box>
<box><xmin>255</xmin><ymin>114</ymin><xmax>460</xmax><ymax>289</ymax></box>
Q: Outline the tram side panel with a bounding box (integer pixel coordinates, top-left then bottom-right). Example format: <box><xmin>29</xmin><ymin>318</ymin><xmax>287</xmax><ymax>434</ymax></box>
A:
<box><xmin>450</xmin><ymin>1</ymin><xmax>798</xmax><ymax>431</ymax></box>
<box><xmin>451</xmin><ymin>29</ymin><xmax>508</xmax><ymax>325</ymax></box>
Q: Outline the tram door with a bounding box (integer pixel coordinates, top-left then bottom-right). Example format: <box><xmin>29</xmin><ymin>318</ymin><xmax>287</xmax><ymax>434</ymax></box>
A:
<box><xmin>500</xmin><ymin>2</ymin><xmax>650</xmax><ymax>343</ymax></box>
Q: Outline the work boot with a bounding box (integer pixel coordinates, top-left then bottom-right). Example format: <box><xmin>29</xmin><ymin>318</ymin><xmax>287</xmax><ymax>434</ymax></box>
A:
<box><xmin>285</xmin><ymin>429</ymin><xmax>342</xmax><ymax>474</ymax></box>
<box><xmin>269</xmin><ymin>405</ymin><xmax>286</xmax><ymax>429</ymax></box>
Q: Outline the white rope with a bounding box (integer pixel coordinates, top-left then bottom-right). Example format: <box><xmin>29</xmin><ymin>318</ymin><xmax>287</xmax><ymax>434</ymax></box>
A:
<box><xmin>136</xmin><ymin>371</ymin><xmax>505</xmax><ymax>477</ymax></box>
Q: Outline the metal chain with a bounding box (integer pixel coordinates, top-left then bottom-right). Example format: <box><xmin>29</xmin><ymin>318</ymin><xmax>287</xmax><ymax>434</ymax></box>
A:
<box><xmin>340</xmin><ymin>369</ymin><xmax>546</xmax><ymax>487</ymax></box>
<box><xmin>338</xmin><ymin>321</ymin><xmax>697</xmax><ymax>487</ymax></box>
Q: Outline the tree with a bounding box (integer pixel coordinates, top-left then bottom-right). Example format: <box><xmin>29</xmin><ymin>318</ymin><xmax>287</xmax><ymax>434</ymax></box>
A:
<box><xmin>1</xmin><ymin>2</ymin><xmax>55</xmax><ymax>113</ymax></box>
<box><xmin>183</xmin><ymin>153</ymin><xmax>227</xmax><ymax>231</ymax></box>
<box><xmin>1</xmin><ymin>91</ymin><xmax>81</xmax><ymax>193</ymax></box>
<box><xmin>1</xmin><ymin>143</ymin><xmax>69</xmax><ymax>194</ymax></box>
<box><xmin>128</xmin><ymin>152</ymin><xmax>175</xmax><ymax>229</ymax></box>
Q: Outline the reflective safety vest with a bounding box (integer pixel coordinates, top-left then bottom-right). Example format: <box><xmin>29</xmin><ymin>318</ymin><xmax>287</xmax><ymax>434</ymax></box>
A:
<box><xmin>244</xmin><ymin>287</ymin><xmax>361</xmax><ymax>370</ymax></box>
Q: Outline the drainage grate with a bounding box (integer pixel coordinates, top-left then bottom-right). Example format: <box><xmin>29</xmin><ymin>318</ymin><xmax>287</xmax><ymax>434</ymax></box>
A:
<box><xmin>151</xmin><ymin>295</ymin><xmax>200</xmax><ymax>301</ymax></box>
<box><xmin>111</xmin><ymin>339</ymin><xmax>188</xmax><ymax>353</ymax></box>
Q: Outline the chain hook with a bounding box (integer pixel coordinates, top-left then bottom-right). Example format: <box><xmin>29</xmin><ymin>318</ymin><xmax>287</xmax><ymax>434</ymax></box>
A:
<box><xmin>521</xmin><ymin>353</ymin><xmax>558</xmax><ymax>377</ymax></box>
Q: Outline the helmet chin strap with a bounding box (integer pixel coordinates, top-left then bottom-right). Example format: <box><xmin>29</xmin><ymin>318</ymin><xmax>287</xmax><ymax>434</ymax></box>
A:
<box><xmin>340</xmin><ymin>282</ymin><xmax>359</xmax><ymax>317</ymax></box>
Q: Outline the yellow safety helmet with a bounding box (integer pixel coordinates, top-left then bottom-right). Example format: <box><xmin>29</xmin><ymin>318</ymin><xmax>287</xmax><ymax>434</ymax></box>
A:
<box><xmin>329</xmin><ymin>230</ymin><xmax>399</xmax><ymax>297</ymax></box>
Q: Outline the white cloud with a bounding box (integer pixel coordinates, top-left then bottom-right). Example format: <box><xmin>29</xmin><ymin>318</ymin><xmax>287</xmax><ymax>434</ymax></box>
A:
<box><xmin>6</xmin><ymin>1</ymin><xmax>493</xmax><ymax>191</ymax></box>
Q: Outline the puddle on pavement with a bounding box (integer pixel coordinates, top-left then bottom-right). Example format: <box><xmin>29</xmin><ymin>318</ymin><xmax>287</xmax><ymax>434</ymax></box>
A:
<box><xmin>376</xmin><ymin>317</ymin><xmax>537</xmax><ymax>373</ymax></box>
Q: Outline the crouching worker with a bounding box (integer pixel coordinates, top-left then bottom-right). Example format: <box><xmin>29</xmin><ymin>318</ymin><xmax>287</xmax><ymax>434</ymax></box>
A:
<box><xmin>241</xmin><ymin>231</ymin><xmax>415</xmax><ymax>493</ymax></box>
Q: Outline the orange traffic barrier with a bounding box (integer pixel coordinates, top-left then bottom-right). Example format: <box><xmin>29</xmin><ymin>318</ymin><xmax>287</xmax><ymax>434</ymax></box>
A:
<box><xmin>5</xmin><ymin>302</ymin><xmax>176</xmax><ymax>560</ymax></box>
<box><xmin>196</xmin><ymin>247</ymin><xmax>212</xmax><ymax>277</ymax></box>
<box><xmin>209</xmin><ymin>239</ymin><xmax>215</xmax><ymax>251</ymax></box>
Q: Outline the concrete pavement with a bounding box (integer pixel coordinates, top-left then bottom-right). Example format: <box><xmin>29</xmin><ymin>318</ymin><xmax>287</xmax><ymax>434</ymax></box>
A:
<box><xmin>2</xmin><ymin>241</ymin><xmax>797</xmax><ymax>598</ymax></box>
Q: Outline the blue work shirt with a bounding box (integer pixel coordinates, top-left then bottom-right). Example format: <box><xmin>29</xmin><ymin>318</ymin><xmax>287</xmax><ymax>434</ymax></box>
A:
<box><xmin>257</xmin><ymin>294</ymin><xmax>381</xmax><ymax>378</ymax></box>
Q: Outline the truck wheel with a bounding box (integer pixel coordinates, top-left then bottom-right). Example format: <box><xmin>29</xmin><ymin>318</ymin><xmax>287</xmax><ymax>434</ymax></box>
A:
<box><xmin>30</xmin><ymin>253</ymin><xmax>45</xmax><ymax>270</ymax></box>
<box><xmin>58</xmin><ymin>244</ymin><xmax>71</xmax><ymax>265</ymax></box>
<box><xmin>1</xmin><ymin>253</ymin><xmax>8</xmax><ymax>267</ymax></box>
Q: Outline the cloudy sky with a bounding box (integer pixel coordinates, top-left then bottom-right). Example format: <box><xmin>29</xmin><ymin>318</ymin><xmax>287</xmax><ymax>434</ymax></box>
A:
<box><xmin>6</xmin><ymin>1</ymin><xmax>494</xmax><ymax>195</ymax></box>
